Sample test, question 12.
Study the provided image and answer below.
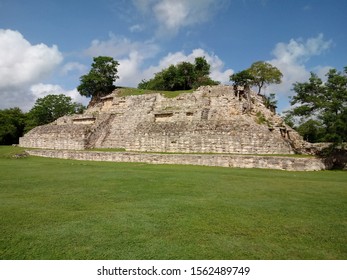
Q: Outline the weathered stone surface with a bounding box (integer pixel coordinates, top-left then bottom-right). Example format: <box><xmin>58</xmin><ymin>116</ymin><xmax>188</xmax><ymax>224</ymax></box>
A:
<box><xmin>26</xmin><ymin>149</ymin><xmax>327</xmax><ymax>171</ymax></box>
<box><xmin>19</xmin><ymin>124</ymin><xmax>89</xmax><ymax>150</ymax></box>
<box><xmin>19</xmin><ymin>85</ymin><xmax>309</xmax><ymax>155</ymax></box>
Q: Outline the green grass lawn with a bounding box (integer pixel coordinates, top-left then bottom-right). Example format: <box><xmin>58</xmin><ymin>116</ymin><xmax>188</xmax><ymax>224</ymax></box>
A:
<box><xmin>0</xmin><ymin>146</ymin><xmax>346</xmax><ymax>260</ymax></box>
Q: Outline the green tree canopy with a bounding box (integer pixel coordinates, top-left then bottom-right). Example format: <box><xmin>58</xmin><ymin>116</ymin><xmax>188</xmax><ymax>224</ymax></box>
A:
<box><xmin>230</xmin><ymin>62</ymin><xmax>282</xmax><ymax>113</ymax></box>
<box><xmin>229</xmin><ymin>70</ymin><xmax>254</xmax><ymax>113</ymax></box>
<box><xmin>78</xmin><ymin>56</ymin><xmax>119</xmax><ymax>104</ymax></box>
<box><xmin>288</xmin><ymin>67</ymin><xmax>347</xmax><ymax>144</ymax></box>
<box><xmin>230</xmin><ymin>62</ymin><xmax>283</xmax><ymax>94</ymax></box>
<box><xmin>194</xmin><ymin>56</ymin><xmax>210</xmax><ymax>77</ymax></box>
<box><xmin>0</xmin><ymin>108</ymin><xmax>26</xmax><ymax>145</ymax></box>
<box><xmin>138</xmin><ymin>57</ymin><xmax>219</xmax><ymax>91</ymax></box>
<box><xmin>27</xmin><ymin>94</ymin><xmax>85</xmax><ymax>129</ymax></box>
<box><xmin>263</xmin><ymin>93</ymin><xmax>278</xmax><ymax>112</ymax></box>
<box><xmin>248</xmin><ymin>61</ymin><xmax>283</xmax><ymax>94</ymax></box>
<box><xmin>296</xmin><ymin>119</ymin><xmax>325</xmax><ymax>143</ymax></box>
<box><xmin>230</xmin><ymin>70</ymin><xmax>254</xmax><ymax>88</ymax></box>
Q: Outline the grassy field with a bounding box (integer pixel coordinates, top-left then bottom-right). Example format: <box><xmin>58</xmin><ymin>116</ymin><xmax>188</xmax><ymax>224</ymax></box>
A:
<box><xmin>0</xmin><ymin>146</ymin><xmax>346</xmax><ymax>260</ymax></box>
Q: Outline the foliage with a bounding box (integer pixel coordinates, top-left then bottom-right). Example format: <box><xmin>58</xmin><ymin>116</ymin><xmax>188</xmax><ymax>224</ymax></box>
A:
<box><xmin>263</xmin><ymin>93</ymin><xmax>278</xmax><ymax>112</ymax></box>
<box><xmin>230</xmin><ymin>61</ymin><xmax>282</xmax><ymax>96</ymax></box>
<box><xmin>27</xmin><ymin>94</ymin><xmax>85</xmax><ymax>128</ymax></box>
<box><xmin>1</xmin><ymin>146</ymin><xmax>346</xmax><ymax>259</ymax></box>
<box><xmin>289</xmin><ymin>67</ymin><xmax>347</xmax><ymax>144</ymax></box>
<box><xmin>248</xmin><ymin>61</ymin><xmax>283</xmax><ymax>94</ymax></box>
<box><xmin>296</xmin><ymin>119</ymin><xmax>325</xmax><ymax>143</ymax></box>
<box><xmin>230</xmin><ymin>70</ymin><xmax>254</xmax><ymax>88</ymax></box>
<box><xmin>230</xmin><ymin>62</ymin><xmax>281</xmax><ymax>114</ymax></box>
<box><xmin>77</xmin><ymin>56</ymin><xmax>119</xmax><ymax>103</ymax></box>
<box><xmin>283</xmin><ymin>114</ymin><xmax>295</xmax><ymax>128</ymax></box>
<box><xmin>255</xmin><ymin>111</ymin><xmax>268</xmax><ymax>125</ymax></box>
<box><xmin>0</xmin><ymin>94</ymin><xmax>84</xmax><ymax>144</ymax></box>
<box><xmin>138</xmin><ymin>57</ymin><xmax>219</xmax><ymax>91</ymax></box>
<box><xmin>0</xmin><ymin>108</ymin><xmax>26</xmax><ymax>145</ymax></box>
<box><xmin>230</xmin><ymin>70</ymin><xmax>254</xmax><ymax>113</ymax></box>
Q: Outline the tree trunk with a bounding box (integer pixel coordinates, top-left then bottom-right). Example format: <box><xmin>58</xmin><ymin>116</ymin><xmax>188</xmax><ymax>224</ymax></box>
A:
<box><xmin>245</xmin><ymin>85</ymin><xmax>252</xmax><ymax>113</ymax></box>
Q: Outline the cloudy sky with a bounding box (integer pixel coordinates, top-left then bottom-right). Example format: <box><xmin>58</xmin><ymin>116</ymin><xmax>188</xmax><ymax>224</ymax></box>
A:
<box><xmin>0</xmin><ymin>0</ymin><xmax>346</xmax><ymax>112</ymax></box>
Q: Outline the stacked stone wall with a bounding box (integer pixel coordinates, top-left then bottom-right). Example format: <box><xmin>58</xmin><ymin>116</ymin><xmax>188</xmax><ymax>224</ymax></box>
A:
<box><xmin>19</xmin><ymin>124</ymin><xmax>89</xmax><ymax>150</ymax></box>
<box><xmin>19</xmin><ymin>85</ymin><xmax>309</xmax><ymax>155</ymax></box>
<box><xmin>26</xmin><ymin>149</ymin><xmax>327</xmax><ymax>171</ymax></box>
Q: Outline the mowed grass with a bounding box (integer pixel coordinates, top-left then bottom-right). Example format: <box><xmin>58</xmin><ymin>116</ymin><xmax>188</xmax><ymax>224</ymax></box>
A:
<box><xmin>0</xmin><ymin>146</ymin><xmax>346</xmax><ymax>260</ymax></box>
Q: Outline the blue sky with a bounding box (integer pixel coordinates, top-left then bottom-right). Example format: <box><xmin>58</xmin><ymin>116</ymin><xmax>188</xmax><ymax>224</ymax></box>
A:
<box><xmin>0</xmin><ymin>0</ymin><xmax>346</xmax><ymax>112</ymax></box>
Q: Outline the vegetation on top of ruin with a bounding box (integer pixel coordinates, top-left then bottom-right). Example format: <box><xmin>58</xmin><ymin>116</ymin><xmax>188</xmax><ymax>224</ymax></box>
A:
<box><xmin>77</xmin><ymin>56</ymin><xmax>119</xmax><ymax>105</ymax></box>
<box><xmin>115</xmin><ymin>87</ymin><xmax>194</xmax><ymax>99</ymax></box>
<box><xmin>230</xmin><ymin>61</ymin><xmax>282</xmax><ymax>113</ymax></box>
<box><xmin>137</xmin><ymin>56</ymin><xmax>219</xmax><ymax>91</ymax></box>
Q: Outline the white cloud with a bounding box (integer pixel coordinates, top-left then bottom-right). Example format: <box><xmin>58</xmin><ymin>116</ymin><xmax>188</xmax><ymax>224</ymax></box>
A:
<box><xmin>30</xmin><ymin>83</ymin><xmax>89</xmax><ymax>107</ymax></box>
<box><xmin>104</xmin><ymin>48</ymin><xmax>233</xmax><ymax>87</ymax></box>
<box><xmin>313</xmin><ymin>65</ymin><xmax>334</xmax><ymax>80</ymax></box>
<box><xmin>129</xmin><ymin>24</ymin><xmax>145</xmax><ymax>32</ymax></box>
<box><xmin>31</xmin><ymin>83</ymin><xmax>89</xmax><ymax>105</ymax></box>
<box><xmin>153</xmin><ymin>0</ymin><xmax>189</xmax><ymax>33</ymax></box>
<box><xmin>117</xmin><ymin>51</ymin><xmax>144</xmax><ymax>86</ymax></box>
<box><xmin>0</xmin><ymin>29</ymin><xmax>64</xmax><ymax>111</ymax></box>
<box><xmin>85</xmin><ymin>32</ymin><xmax>233</xmax><ymax>88</ymax></box>
<box><xmin>267</xmin><ymin>34</ymin><xmax>332</xmax><ymax>97</ymax></box>
<box><xmin>61</xmin><ymin>62</ymin><xmax>87</xmax><ymax>76</ymax></box>
<box><xmin>84</xmin><ymin>34</ymin><xmax>161</xmax><ymax>87</ymax></box>
<box><xmin>0</xmin><ymin>83</ymin><xmax>89</xmax><ymax>112</ymax></box>
<box><xmin>30</xmin><ymin>83</ymin><xmax>65</xmax><ymax>99</ymax></box>
<box><xmin>0</xmin><ymin>29</ymin><xmax>63</xmax><ymax>89</ymax></box>
<box><xmin>133</xmin><ymin>0</ymin><xmax>226</xmax><ymax>36</ymax></box>
<box><xmin>271</xmin><ymin>34</ymin><xmax>332</xmax><ymax>66</ymax></box>
<box><xmin>0</xmin><ymin>88</ymin><xmax>33</xmax><ymax>111</ymax></box>
<box><xmin>84</xmin><ymin>33</ymin><xmax>159</xmax><ymax>59</ymax></box>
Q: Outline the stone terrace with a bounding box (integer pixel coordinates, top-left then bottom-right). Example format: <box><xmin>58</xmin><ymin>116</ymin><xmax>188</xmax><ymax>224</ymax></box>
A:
<box><xmin>20</xmin><ymin>85</ymin><xmax>310</xmax><ymax>156</ymax></box>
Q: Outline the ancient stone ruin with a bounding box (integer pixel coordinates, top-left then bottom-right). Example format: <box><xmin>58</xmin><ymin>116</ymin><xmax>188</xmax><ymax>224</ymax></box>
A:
<box><xmin>20</xmin><ymin>85</ymin><xmax>310</xmax><ymax>155</ymax></box>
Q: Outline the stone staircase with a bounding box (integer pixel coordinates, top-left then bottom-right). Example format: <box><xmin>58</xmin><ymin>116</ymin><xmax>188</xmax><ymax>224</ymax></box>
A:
<box><xmin>85</xmin><ymin>114</ymin><xmax>116</xmax><ymax>149</ymax></box>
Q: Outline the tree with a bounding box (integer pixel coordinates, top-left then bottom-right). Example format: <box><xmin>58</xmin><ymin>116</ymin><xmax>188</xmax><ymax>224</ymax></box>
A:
<box><xmin>0</xmin><ymin>108</ymin><xmax>26</xmax><ymax>145</ymax></box>
<box><xmin>177</xmin><ymin>61</ymin><xmax>196</xmax><ymax>90</ymax></box>
<box><xmin>192</xmin><ymin>57</ymin><xmax>219</xmax><ymax>88</ymax></box>
<box><xmin>289</xmin><ymin>67</ymin><xmax>347</xmax><ymax>145</ymax></box>
<box><xmin>248</xmin><ymin>61</ymin><xmax>283</xmax><ymax>95</ymax></box>
<box><xmin>194</xmin><ymin>56</ymin><xmax>210</xmax><ymax>77</ymax></box>
<box><xmin>296</xmin><ymin>119</ymin><xmax>324</xmax><ymax>143</ymax></box>
<box><xmin>230</xmin><ymin>70</ymin><xmax>254</xmax><ymax>88</ymax></box>
<box><xmin>263</xmin><ymin>93</ymin><xmax>278</xmax><ymax>113</ymax></box>
<box><xmin>78</xmin><ymin>56</ymin><xmax>119</xmax><ymax>104</ymax></box>
<box><xmin>138</xmin><ymin>57</ymin><xmax>218</xmax><ymax>91</ymax></box>
<box><xmin>27</xmin><ymin>94</ymin><xmax>85</xmax><ymax>128</ymax></box>
<box><xmin>230</xmin><ymin>70</ymin><xmax>254</xmax><ymax>113</ymax></box>
<box><xmin>162</xmin><ymin>65</ymin><xmax>180</xmax><ymax>90</ymax></box>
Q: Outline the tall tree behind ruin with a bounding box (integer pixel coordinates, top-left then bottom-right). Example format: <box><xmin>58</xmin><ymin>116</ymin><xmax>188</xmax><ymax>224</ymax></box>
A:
<box><xmin>78</xmin><ymin>56</ymin><xmax>119</xmax><ymax>106</ymax></box>
<box><xmin>288</xmin><ymin>66</ymin><xmax>347</xmax><ymax>145</ymax></box>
